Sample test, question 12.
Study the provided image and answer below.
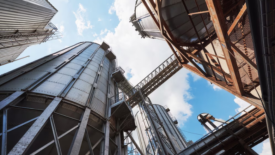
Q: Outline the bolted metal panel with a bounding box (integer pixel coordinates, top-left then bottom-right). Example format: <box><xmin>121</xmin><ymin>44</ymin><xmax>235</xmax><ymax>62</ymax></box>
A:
<box><xmin>65</xmin><ymin>80</ymin><xmax>92</xmax><ymax>106</ymax></box>
<box><xmin>0</xmin><ymin>71</ymin><xmax>48</xmax><ymax>91</ymax></box>
<box><xmin>0</xmin><ymin>41</ymin><xmax>123</xmax><ymax>155</ymax></box>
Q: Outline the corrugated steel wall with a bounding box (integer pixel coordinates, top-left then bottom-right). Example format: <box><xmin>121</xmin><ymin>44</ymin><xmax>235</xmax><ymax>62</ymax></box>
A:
<box><xmin>0</xmin><ymin>41</ymin><xmax>116</xmax><ymax>118</ymax></box>
<box><xmin>0</xmin><ymin>0</ymin><xmax>57</xmax><ymax>32</ymax></box>
<box><xmin>0</xmin><ymin>0</ymin><xmax>58</xmax><ymax>65</ymax></box>
<box><xmin>135</xmin><ymin>111</ymin><xmax>154</xmax><ymax>154</ymax></box>
<box><xmin>153</xmin><ymin>105</ymin><xmax>188</xmax><ymax>151</ymax></box>
<box><xmin>0</xmin><ymin>44</ymin><xmax>29</xmax><ymax>65</ymax></box>
<box><xmin>132</xmin><ymin>0</ymin><xmax>214</xmax><ymax>44</ymax></box>
<box><xmin>136</xmin><ymin>104</ymin><xmax>188</xmax><ymax>154</ymax></box>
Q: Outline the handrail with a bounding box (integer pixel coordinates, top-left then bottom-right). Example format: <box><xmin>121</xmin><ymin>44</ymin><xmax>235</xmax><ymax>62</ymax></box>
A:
<box><xmin>133</xmin><ymin>54</ymin><xmax>177</xmax><ymax>90</ymax></box>
<box><xmin>187</xmin><ymin>105</ymin><xmax>256</xmax><ymax>148</ymax></box>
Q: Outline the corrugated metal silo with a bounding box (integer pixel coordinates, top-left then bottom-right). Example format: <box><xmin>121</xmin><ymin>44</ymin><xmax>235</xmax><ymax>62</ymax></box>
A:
<box><xmin>0</xmin><ymin>0</ymin><xmax>59</xmax><ymax>65</ymax></box>
<box><xmin>0</xmin><ymin>41</ymin><xmax>135</xmax><ymax>155</ymax></box>
<box><xmin>136</xmin><ymin>103</ymin><xmax>189</xmax><ymax>154</ymax></box>
<box><xmin>130</xmin><ymin>0</ymin><xmax>215</xmax><ymax>44</ymax></box>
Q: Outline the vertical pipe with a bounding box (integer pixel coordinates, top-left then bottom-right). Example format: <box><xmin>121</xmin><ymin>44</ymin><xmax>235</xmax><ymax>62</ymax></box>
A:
<box><xmin>102</xmin><ymin>58</ymin><xmax>113</xmax><ymax>155</ymax></box>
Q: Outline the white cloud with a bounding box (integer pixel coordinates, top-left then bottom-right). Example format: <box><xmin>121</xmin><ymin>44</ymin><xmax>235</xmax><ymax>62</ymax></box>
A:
<box><xmin>208</xmin><ymin>81</ymin><xmax>222</xmax><ymax>91</ymax></box>
<box><xmin>108</xmin><ymin>4</ymin><xmax>116</xmax><ymax>14</ymax></box>
<box><xmin>98</xmin><ymin>18</ymin><xmax>102</xmax><ymax>22</ymax></box>
<box><xmin>100</xmin><ymin>29</ymin><xmax>110</xmax><ymax>36</ymax></box>
<box><xmin>93</xmin><ymin>33</ymin><xmax>98</xmax><ymax>37</ymax></box>
<box><xmin>73</xmin><ymin>4</ymin><xmax>93</xmax><ymax>36</ymax></box>
<box><xmin>55</xmin><ymin>23</ymin><xmax>65</xmax><ymax>42</ymax></box>
<box><xmin>234</xmin><ymin>97</ymin><xmax>254</xmax><ymax>114</ymax></box>
<box><xmin>260</xmin><ymin>139</ymin><xmax>272</xmax><ymax>155</ymax></box>
<box><xmin>94</xmin><ymin>0</ymin><xmax>195</xmax><ymax>126</ymax></box>
<box><xmin>59</xmin><ymin>25</ymin><xmax>64</xmax><ymax>33</ymax></box>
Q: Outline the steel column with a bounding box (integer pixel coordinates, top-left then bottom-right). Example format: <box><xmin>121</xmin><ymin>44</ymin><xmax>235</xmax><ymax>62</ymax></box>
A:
<box><xmin>50</xmin><ymin>115</ymin><xmax>62</xmax><ymax>155</ymax></box>
<box><xmin>68</xmin><ymin>108</ymin><xmax>91</xmax><ymax>155</ymax></box>
<box><xmin>1</xmin><ymin>109</ymin><xmax>8</xmax><ymax>155</ymax></box>
<box><xmin>85</xmin><ymin>129</ymin><xmax>94</xmax><ymax>155</ymax></box>
<box><xmin>8</xmin><ymin>97</ymin><xmax>62</xmax><ymax>155</ymax></box>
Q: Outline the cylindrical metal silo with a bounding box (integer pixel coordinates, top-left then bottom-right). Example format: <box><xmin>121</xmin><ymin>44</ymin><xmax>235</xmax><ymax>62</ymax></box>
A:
<box><xmin>0</xmin><ymin>0</ymin><xmax>59</xmax><ymax>65</ymax></box>
<box><xmin>130</xmin><ymin>0</ymin><xmax>215</xmax><ymax>44</ymax></box>
<box><xmin>131</xmin><ymin>0</ymin><xmax>260</xmax><ymax>98</ymax></box>
<box><xmin>0</xmin><ymin>41</ymin><xmax>135</xmax><ymax>155</ymax></box>
<box><xmin>135</xmin><ymin>103</ymin><xmax>189</xmax><ymax>155</ymax></box>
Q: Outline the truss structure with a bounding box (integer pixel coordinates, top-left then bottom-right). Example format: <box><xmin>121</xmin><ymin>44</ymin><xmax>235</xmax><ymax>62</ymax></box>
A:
<box><xmin>138</xmin><ymin>0</ymin><xmax>262</xmax><ymax>110</ymax></box>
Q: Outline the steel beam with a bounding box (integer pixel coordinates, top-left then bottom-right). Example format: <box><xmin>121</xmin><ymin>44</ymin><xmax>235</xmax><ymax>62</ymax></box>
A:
<box><xmin>0</xmin><ymin>91</ymin><xmax>25</xmax><ymax>111</ymax></box>
<box><xmin>30</xmin><ymin>124</ymin><xmax>80</xmax><ymax>155</ymax></box>
<box><xmin>85</xmin><ymin>129</ymin><xmax>94</xmax><ymax>155</ymax></box>
<box><xmin>8</xmin><ymin>97</ymin><xmax>62</xmax><ymax>155</ymax></box>
<box><xmin>1</xmin><ymin>109</ymin><xmax>8</xmax><ymax>155</ymax></box>
<box><xmin>0</xmin><ymin>117</ymin><xmax>38</xmax><ymax>137</ymax></box>
<box><xmin>206</xmin><ymin>0</ymin><xmax>244</xmax><ymax>95</ymax></box>
<box><xmin>227</xmin><ymin>3</ymin><xmax>247</xmax><ymax>36</ymax></box>
<box><xmin>181</xmin><ymin>63</ymin><xmax>263</xmax><ymax>108</ymax></box>
<box><xmin>230</xmin><ymin>42</ymin><xmax>257</xmax><ymax>70</ymax></box>
<box><xmin>126</xmin><ymin>132</ymin><xmax>144</xmax><ymax>155</ymax></box>
<box><xmin>68</xmin><ymin>108</ymin><xmax>91</xmax><ymax>155</ymax></box>
<box><xmin>50</xmin><ymin>115</ymin><xmax>62</xmax><ymax>155</ymax></box>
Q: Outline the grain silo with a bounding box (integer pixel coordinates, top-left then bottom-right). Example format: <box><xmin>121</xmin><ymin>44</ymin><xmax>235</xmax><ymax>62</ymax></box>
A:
<box><xmin>135</xmin><ymin>103</ymin><xmax>189</xmax><ymax>155</ymax></box>
<box><xmin>0</xmin><ymin>41</ymin><xmax>135</xmax><ymax>155</ymax></box>
<box><xmin>0</xmin><ymin>0</ymin><xmax>59</xmax><ymax>65</ymax></box>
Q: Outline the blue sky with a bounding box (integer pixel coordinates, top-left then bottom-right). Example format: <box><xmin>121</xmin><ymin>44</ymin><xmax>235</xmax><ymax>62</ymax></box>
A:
<box><xmin>0</xmin><ymin>0</ymin><xmax>269</xmax><ymax>154</ymax></box>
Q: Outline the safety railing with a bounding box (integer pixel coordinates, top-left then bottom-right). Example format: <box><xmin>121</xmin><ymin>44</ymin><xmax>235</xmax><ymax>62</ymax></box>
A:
<box><xmin>108</xmin><ymin>92</ymin><xmax>128</xmax><ymax>106</ymax></box>
<box><xmin>188</xmin><ymin>105</ymin><xmax>256</xmax><ymax>148</ymax></box>
<box><xmin>115</xmin><ymin>66</ymin><xmax>125</xmax><ymax>74</ymax></box>
<box><xmin>133</xmin><ymin>54</ymin><xmax>177</xmax><ymax>90</ymax></box>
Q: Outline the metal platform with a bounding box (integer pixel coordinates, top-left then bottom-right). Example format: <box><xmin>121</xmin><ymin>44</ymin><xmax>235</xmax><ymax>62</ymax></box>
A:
<box><xmin>178</xmin><ymin>107</ymin><xmax>266</xmax><ymax>155</ymax></box>
<box><xmin>109</xmin><ymin>93</ymin><xmax>136</xmax><ymax>132</ymax></box>
<box><xmin>105</xmin><ymin>50</ymin><xmax>116</xmax><ymax>61</ymax></box>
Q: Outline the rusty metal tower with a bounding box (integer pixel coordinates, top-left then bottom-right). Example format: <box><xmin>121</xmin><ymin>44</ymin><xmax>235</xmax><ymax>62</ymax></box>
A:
<box><xmin>0</xmin><ymin>0</ymin><xmax>61</xmax><ymax>66</ymax></box>
<box><xmin>128</xmin><ymin>0</ymin><xmax>274</xmax><ymax>154</ymax></box>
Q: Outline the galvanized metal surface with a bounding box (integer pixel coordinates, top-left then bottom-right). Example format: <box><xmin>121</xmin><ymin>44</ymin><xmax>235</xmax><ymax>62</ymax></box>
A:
<box><xmin>131</xmin><ymin>0</ymin><xmax>215</xmax><ymax>44</ymax></box>
<box><xmin>136</xmin><ymin>104</ymin><xmax>188</xmax><ymax>155</ymax></box>
<box><xmin>0</xmin><ymin>0</ymin><xmax>58</xmax><ymax>65</ymax></box>
<box><xmin>8</xmin><ymin>97</ymin><xmax>62</xmax><ymax>155</ymax></box>
<box><xmin>0</xmin><ymin>41</ymin><xmax>133</xmax><ymax>154</ymax></box>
